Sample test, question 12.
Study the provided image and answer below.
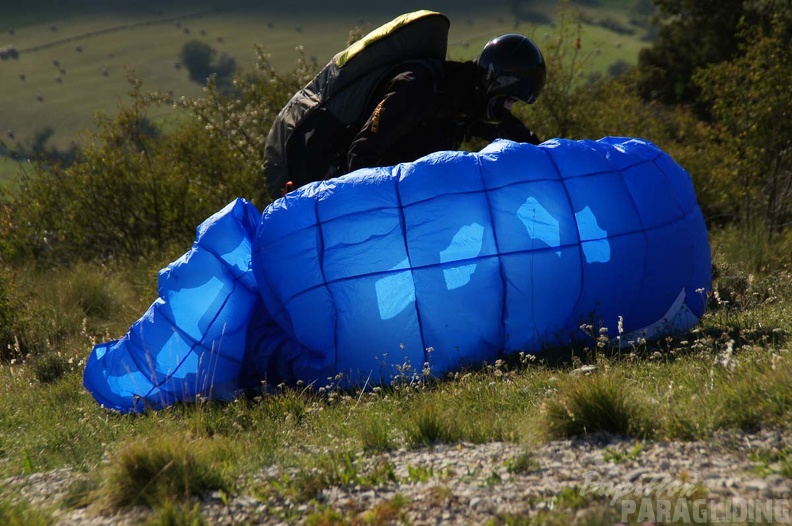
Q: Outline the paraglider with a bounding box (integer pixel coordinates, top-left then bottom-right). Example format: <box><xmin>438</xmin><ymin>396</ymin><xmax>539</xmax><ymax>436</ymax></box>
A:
<box><xmin>84</xmin><ymin>137</ymin><xmax>712</xmax><ymax>413</ymax></box>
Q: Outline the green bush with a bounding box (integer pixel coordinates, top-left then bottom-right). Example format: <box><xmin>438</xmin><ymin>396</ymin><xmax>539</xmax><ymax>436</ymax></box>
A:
<box><xmin>103</xmin><ymin>435</ymin><xmax>234</xmax><ymax>509</ymax></box>
<box><xmin>543</xmin><ymin>372</ymin><xmax>653</xmax><ymax>439</ymax></box>
<box><xmin>0</xmin><ymin>268</ymin><xmax>21</xmax><ymax>359</ymax></box>
<box><xmin>0</xmin><ymin>49</ymin><xmax>312</xmax><ymax>266</ymax></box>
<box><xmin>694</xmin><ymin>15</ymin><xmax>792</xmax><ymax>234</ymax></box>
<box><xmin>0</xmin><ymin>499</ymin><xmax>51</xmax><ymax>526</ymax></box>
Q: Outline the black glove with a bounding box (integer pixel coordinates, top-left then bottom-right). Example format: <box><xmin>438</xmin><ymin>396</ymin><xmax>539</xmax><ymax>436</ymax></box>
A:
<box><xmin>498</xmin><ymin>112</ymin><xmax>541</xmax><ymax>145</ymax></box>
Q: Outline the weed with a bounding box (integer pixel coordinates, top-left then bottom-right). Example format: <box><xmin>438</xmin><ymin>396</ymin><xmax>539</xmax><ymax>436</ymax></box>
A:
<box><xmin>750</xmin><ymin>447</ymin><xmax>792</xmax><ymax>478</ymax></box>
<box><xmin>484</xmin><ymin>470</ymin><xmax>503</xmax><ymax>486</ymax></box>
<box><xmin>425</xmin><ymin>485</ymin><xmax>454</xmax><ymax>506</ymax></box>
<box><xmin>360</xmin><ymin>493</ymin><xmax>410</xmax><ymax>524</ymax></box>
<box><xmin>714</xmin><ymin>353</ymin><xmax>792</xmax><ymax>432</ymax></box>
<box><xmin>403</xmin><ymin>403</ymin><xmax>461</xmax><ymax>447</ymax></box>
<box><xmin>357</xmin><ymin>412</ymin><xmax>394</xmax><ymax>453</ymax></box>
<box><xmin>406</xmin><ymin>464</ymin><xmax>435</xmax><ymax>483</ymax></box>
<box><xmin>367</xmin><ymin>457</ymin><xmax>398</xmax><ymax>486</ymax></box>
<box><xmin>266</xmin><ymin>451</ymin><xmax>393</xmax><ymax>503</ymax></box>
<box><xmin>146</xmin><ymin>501</ymin><xmax>207</xmax><ymax>526</ymax></box>
<box><xmin>553</xmin><ymin>486</ymin><xmax>591</xmax><ymax>509</ymax></box>
<box><xmin>60</xmin><ymin>476</ymin><xmax>99</xmax><ymax>510</ymax></box>
<box><xmin>30</xmin><ymin>353</ymin><xmax>72</xmax><ymax>384</ymax></box>
<box><xmin>505</xmin><ymin>451</ymin><xmax>540</xmax><ymax>474</ymax></box>
<box><xmin>303</xmin><ymin>506</ymin><xmax>347</xmax><ymax>525</ymax></box>
<box><xmin>603</xmin><ymin>441</ymin><xmax>644</xmax><ymax>464</ymax></box>
<box><xmin>102</xmin><ymin>435</ymin><xmax>233</xmax><ymax>510</ymax></box>
<box><xmin>0</xmin><ymin>498</ymin><xmax>51</xmax><ymax>526</ymax></box>
<box><xmin>543</xmin><ymin>371</ymin><xmax>653</xmax><ymax>439</ymax></box>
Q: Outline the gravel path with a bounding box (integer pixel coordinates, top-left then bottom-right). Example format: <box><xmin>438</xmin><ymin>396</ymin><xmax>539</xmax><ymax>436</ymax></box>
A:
<box><xmin>6</xmin><ymin>429</ymin><xmax>791</xmax><ymax>525</ymax></box>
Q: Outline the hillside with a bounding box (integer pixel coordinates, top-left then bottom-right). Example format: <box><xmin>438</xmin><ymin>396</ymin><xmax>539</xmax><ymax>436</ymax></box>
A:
<box><xmin>0</xmin><ymin>0</ymin><xmax>652</xmax><ymax>174</ymax></box>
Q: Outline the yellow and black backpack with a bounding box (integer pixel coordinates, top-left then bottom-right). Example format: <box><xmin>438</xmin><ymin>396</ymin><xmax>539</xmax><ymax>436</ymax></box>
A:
<box><xmin>263</xmin><ymin>10</ymin><xmax>450</xmax><ymax>199</ymax></box>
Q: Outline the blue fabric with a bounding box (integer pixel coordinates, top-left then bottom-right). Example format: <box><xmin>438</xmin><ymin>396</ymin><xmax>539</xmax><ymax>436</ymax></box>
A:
<box><xmin>83</xmin><ymin>198</ymin><xmax>262</xmax><ymax>411</ymax></box>
<box><xmin>84</xmin><ymin>137</ymin><xmax>712</xmax><ymax>412</ymax></box>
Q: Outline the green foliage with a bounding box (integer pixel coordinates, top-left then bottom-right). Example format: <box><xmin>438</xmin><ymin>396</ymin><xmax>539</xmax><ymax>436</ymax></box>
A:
<box><xmin>147</xmin><ymin>502</ymin><xmax>207</xmax><ymax>526</ymax></box>
<box><xmin>1</xmin><ymin>3</ymin><xmax>788</xmax><ymax>269</ymax></box>
<box><xmin>0</xmin><ymin>260</ymin><xmax>147</xmax><ymax>361</ymax></box>
<box><xmin>1</xmin><ymin>73</ymin><xmax>271</xmax><ymax>264</ymax></box>
<box><xmin>265</xmin><ymin>451</ymin><xmax>396</xmax><ymax>503</ymax></box>
<box><xmin>30</xmin><ymin>352</ymin><xmax>72</xmax><ymax>384</ymax></box>
<box><xmin>543</xmin><ymin>372</ymin><xmax>653</xmax><ymax>439</ymax></box>
<box><xmin>711</xmin><ymin>223</ymin><xmax>792</xmax><ymax>274</ymax></box>
<box><xmin>516</xmin><ymin>7</ymin><xmax>592</xmax><ymax>139</ymax></box>
<box><xmin>0</xmin><ymin>268</ymin><xmax>22</xmax><ymax>359</ymax></box>
<box><xmin>357</xmin><ymin>412</ymin><xmax>396</xmax><ymax>453</ymax></box>
<box><xmin>714</xmin><ymin>352</ymin><xmax>792</xmax><ymax>432</ymax></box>
<box><xmin>694</xmin><ymin>15</ymin><xmax>792</xmax><ymax>234</ymax></box>
<box><xmin>636</xmin><ymin>0</ymin><xmax>792</xmax><ymax>112</ymax></box>
<box><xmin>635</xmin><ymin>0</ymin><xmax>748</xmax><ymax>109</ymax></box>
<box><xmin>602</xmin><ymin>441</ymin><xmax>643</xmax><ymax>463</ymax></box>
<box><xmin>103</xmin><ymin>435</ymin><xmax>234</xmax><ymax>509</ymax></box>
<box><xmin>0</xmin><ymin>499</ymin><xmax>51</xmax><ymax>526</ymax></box>
<box><xmin>168</xmin><ymin>45</ymin><xmax>316</xmax><ymax>205</ymax></box>
<box><xmin>750</xmin><ymin>447</ymin><xmax>792</xmax><ymax>478</ymax></box>
<box><xmin>505</xmin><ymin>450</ymin><xmax>540</xmax><ymax>474</ymax></box>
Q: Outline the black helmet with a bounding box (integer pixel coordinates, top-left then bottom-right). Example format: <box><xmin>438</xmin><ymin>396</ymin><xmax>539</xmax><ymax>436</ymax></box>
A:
<box><xmin>477</xmin><ymin>34</ymin><xmax>546</xmax><ymax>106</ymax></box>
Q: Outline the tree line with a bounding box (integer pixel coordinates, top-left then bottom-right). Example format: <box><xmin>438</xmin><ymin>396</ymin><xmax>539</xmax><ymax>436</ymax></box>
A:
<box><xmin>0</xmin><ymin>0</ymin><xmax>790</xmax><ymax>268</ymax></box>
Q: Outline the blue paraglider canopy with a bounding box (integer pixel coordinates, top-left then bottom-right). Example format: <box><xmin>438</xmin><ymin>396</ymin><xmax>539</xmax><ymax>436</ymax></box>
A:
<box><xmin>84</xmin><ymin>137</ymin><xmax>711</xmax><ymax>413</ymax></box>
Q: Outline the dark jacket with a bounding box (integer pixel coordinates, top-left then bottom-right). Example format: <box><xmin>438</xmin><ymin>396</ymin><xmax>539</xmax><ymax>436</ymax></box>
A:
<box><xmin>346</xmin><ymin>60</ymin><xmax>540</xmax><ymax>172</ymax></box>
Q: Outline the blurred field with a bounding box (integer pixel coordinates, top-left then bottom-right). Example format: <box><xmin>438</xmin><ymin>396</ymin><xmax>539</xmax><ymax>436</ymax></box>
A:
<box><xmin>0</xmin><ymin>158</ymin><xmax>23</xmax><ymax>188</ymax></box>
<box><xmin>0</xmin><ymin>0</ymin><xmax>650</xmax><ymax>153</ymax></box>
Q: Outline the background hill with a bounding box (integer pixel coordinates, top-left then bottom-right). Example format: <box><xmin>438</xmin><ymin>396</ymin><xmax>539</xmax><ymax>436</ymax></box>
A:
<box><xmin>0</xmin><ymin>0</ymin><xmax>652</xmax><ymax>178</ymax></box>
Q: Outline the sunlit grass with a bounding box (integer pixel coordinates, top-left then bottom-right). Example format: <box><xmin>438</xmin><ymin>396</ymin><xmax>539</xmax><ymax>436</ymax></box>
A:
<box><xmin>0</xmin><ymin>228</ymin><xmax>789</xmax><ymax>522</ymax></box>
<box><xmin>0</xmin><ymin>499</ymin><xmax>51</xmax><ymax>526</ymax></box>
<box><xmin>543</xmin><ymin>370</ymin><xmax>654</xmax><ymax>439</ymax></box>
<box><xmin>101</xmin><ymin>433</ymin><xmax>234</xmax><ymax>509</ymax></box>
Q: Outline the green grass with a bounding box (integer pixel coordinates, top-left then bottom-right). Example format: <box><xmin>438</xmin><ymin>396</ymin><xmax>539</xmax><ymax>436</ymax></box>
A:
<box><xmin>102</xmin><ymin>433</ymin><xmax>234</xmax><ymax>509</ymax></box>
<box><xmin>0</xmin><ymin>0</ymin><xmax>650</xmax><ymax>153</ymax></box>
<box><xmin>0</xmin><ymin>231</ymin><xmax>790</xmax><ymax>523</ymax></box>
<box><xmin>0</xmin><ymin>499</ymin><xmax>51</xmax><ymax>526</ymax></box>
<box><xmin>0</xmin><ymin>158</ymin><xmax>24</xmax><ymax>190</ymax></box>
<box><xmin>543</xmin><ymin>370</ymin><xmax>654</xmax><ymax>439</ymax></box>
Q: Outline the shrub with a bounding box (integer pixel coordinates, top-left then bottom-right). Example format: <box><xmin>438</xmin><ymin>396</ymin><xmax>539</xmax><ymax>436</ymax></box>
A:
<box><xmin>0</xmin><ymin>499</ymin><xmax>50</xmax><ymax>526</ymax></box>
<box><xmin>0</xmin><ymin>268</ymin><xmax>20</xmax><ymax>359</ymax></box>
<box><xmin>543</xmin><ymin>372</ymin><xmax>653</xmax><ymax>439</ymax></box>
<box><xmin>1</xmin><ymin>49</ymin><xmax>313</xmax><ymax>266</ymax></box>
<box><xmin>694</xmin><ymin>15</ymin><xmax>792</xmax><ymax>234</ymax></box>
<box><xmin>103</xmin><ymin>435</ymin><xmax>233</xmax><ymax>509</ymax></box>
<box><xmin>402</xmin><ymin>402</ymin><xmax>462</xmax><ymax>447</ymax></box>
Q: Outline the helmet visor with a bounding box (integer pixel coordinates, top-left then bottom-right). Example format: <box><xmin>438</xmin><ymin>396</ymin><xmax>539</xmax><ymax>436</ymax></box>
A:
<box><xmin>488</xmin><ymin>74</ymin><xmax>543</xmax><ymax>105</ymax></box>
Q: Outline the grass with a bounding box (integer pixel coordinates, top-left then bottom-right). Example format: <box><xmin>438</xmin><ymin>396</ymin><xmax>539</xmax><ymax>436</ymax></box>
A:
<box><xmin>0</xmin><ymin>227</ymin><xmax>790</xmax><ymax>523</ymax></box>
<box><xmin>0</xmin><ymin>158</ymin><xmax>25</xmax><ymax>190</ymax></box>
<box><xmin>0</xmin><ymin>499</ymin><xmax>51</xmax><ymax>526</ymax></box>
<box><xmin>0</xmin><ymin>0</ymin><xmax>650</xmax><ymax>152</ymax></box>
<box><xmin>101</xmin><ymin>433</ymin><xmax>234</xmax><ymax>509</ymax></box>
<box><xmin>0</xmin><ymin>5</ymin><xmax>787</xmax><ymax>522</ymax></box>
<box><xmin>543</xmin><ymin>370</ymin><xmax>654</xmax><ymax>439</ymax></box>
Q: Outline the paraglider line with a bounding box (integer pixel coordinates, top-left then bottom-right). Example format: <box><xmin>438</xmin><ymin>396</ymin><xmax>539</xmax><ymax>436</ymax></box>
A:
<box><xmin>314</xmin><ymin>197</ymin><xmax>336</xmax><ymax>368</ymax></box>
<box><xmin>476</xmin><ymin>156</ymin><xmax>509</xmax><ymax>355</ymax></box>
<box><xmin>543</xmin><ymin>148</ymin><xmax>584</xmax><ymax>330</ymax></box>
<box><xmin>139</xmin><ymin>260</ymin><xmax>246</xmax><ymax>403</ymax></box>
<box><xmin>394</xmin><ymin>174</ymin><xmax>428</xmax><ymax>364</ymax></box>
<box><xmin>270</xmin><ymin>209</ymin><xmax>694</xmax><ymax>322</ymax></box>
<box><xmin>613</xmin><ymin>159</ymin><xmax>653</xmax><ymax>326</ymax></box>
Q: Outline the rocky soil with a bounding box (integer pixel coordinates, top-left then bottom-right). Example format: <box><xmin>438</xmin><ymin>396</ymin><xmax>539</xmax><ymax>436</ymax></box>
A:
<box><xmin>6</xmin><ymin>429</ymin><xmax>791</xmax><ymax>525</ymax></box>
